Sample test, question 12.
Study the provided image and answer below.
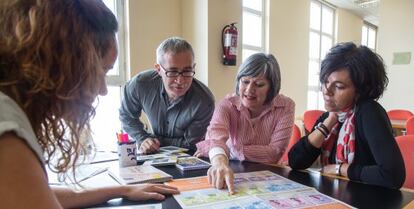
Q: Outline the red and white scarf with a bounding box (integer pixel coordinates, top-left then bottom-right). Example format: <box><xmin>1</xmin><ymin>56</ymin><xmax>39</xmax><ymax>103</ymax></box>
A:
<box><xmin>321</xmin><ymin>107</ymin><xmax>356</xmax><ymax>165</ymax></box>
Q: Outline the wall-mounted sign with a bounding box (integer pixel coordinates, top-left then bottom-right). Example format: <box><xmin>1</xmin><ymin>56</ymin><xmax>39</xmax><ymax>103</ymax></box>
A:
<box><xmin>392</xmin><ymin>52</ymin><xmax>411</xmax><ymax>65</ymax></box>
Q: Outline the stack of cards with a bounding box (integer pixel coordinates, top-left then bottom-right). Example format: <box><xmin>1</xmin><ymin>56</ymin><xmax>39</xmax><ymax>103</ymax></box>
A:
<box><xmin>159</xmin><ymin>146</ymin><xmax>189</xmax><ymax>154</ymax></box>
<box><xmin>175</xmin><ymin>156</ymin><xmax>211</xmax><ymax>171</ymax></box>
<box><xmin>143</xmin><ymin>156</ymin><xmax>177</xmax><ymax>166</ymax></box>
<box><xmin>136</xmin><ymin>146</ymin><xmax>190</xmax><ymax>166</ymax></box>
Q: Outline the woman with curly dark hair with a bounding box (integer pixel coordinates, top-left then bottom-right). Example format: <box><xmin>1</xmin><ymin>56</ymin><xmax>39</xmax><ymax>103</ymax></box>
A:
<box><xmin>288</xmin><ymin>42</ymin><xmax>405</xmax><ymax>189</ymax></box>
<box><xmin>0</xmin><ymin>0</ymin><xmax>178</xmax><ymax>208</ymax></box>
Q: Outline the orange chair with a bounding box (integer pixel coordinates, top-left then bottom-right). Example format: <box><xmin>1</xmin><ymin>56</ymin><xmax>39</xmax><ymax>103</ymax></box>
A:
<box><xmin>280</xmin><ymin>124</ymin><xmax>301</xmax><ymax>165</ymax></box>
<box><xmin>406</xmin><ymin>116</ymin><xmax>414</xmax><ymax>135</ymax></box>
<box><xmin>395</xmin><ymin>135</ymin><xmax>414</xmax><ymax>189</ymax></box>
<box><xmin>303</xmin><ymin>110</ymin><xmax>324</xmax><ymax>134</ymax></box>
<box><xmin>388</xmin><ymin>109</ymin><xmax>413</xmax><ymax>136</ymax></box>
<box><xmin>387</xmin><ymin>109</ymin><xmax>413</xmax><ymax>121</ymax></box>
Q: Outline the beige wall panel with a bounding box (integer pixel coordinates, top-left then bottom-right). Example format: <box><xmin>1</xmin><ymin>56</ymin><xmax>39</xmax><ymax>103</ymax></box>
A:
<box><xmin>336</xmin><ymin>9</ymin><xmax>363</xmax><ymax>44</ymax></box>
<box><xmin>128</xmin><ymin>0</ymin><xmax>182</xmax><ymax>77</ymax></box>
<box><xmin>377</xmin><ymin>0</ymin><xmax>414</xmax><ymax>112</ymax></box>
<box><xmin>268</xmin><ymin>0</ymin><xmax>309</xmax><ymax>117</ymax></box>
<box><xmin>207</xmin><ymin>0</ymin><xmax>242</xmax><ymax>101</ymax></box>
<box><xmin>182</xmin><ymin>0</ymin><xmax>209</xmax><ymax>85</ymax></box>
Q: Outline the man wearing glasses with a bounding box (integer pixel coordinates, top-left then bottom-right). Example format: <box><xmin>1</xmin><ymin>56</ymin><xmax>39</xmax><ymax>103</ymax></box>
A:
<box><xmin>120</xmin><ymin>37</ymin><xmax>215</xmax><ymax>154</ymax></box>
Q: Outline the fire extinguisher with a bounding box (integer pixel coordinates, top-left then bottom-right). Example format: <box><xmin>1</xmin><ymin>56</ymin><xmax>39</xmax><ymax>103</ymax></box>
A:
<box><xmin>222</xmin><ymin>23</ymin><xmax>238</xmax><ymax>66</ymax></box>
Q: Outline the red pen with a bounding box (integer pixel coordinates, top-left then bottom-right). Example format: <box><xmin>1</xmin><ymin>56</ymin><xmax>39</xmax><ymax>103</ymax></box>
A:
<box><xmin>121</xmin><ymin>133</ymin><xmax>129</xmax><ymax>143</ymax></box>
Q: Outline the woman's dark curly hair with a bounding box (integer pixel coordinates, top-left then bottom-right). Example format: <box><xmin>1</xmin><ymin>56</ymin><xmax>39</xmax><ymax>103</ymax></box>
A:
<box><xmin>320</xmin><ymin>42</ymin><xmax>388</xmax><ymax>102</ymax></box>
<box><xmin>0</xmin><ymin>0</ymin><xmax>118</xmax><ymax>181</ymax></box>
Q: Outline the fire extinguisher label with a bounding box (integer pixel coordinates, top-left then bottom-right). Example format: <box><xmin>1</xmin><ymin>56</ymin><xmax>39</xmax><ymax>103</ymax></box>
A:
<box><xmin>224</xmin><ymin>34</ymin><xmax>232</xmax><ymax>47</ymax></box>
<box><xmin>229</xmin><ymin>47</ymin><xmax>237</xmax><ymax>56</ymax></box>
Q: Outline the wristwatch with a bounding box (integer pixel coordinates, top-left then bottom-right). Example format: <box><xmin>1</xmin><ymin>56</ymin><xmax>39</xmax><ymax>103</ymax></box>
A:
<box><xmin>335</xmin><ymin>163</ymin><xmax>342</xmax><ymax>176</ymax></box>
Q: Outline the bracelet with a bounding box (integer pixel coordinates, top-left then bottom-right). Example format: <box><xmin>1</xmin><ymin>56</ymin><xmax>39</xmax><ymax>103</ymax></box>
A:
<box><xmin>314</xmin><ymin>122</ymin><xmax>330</xmax><ymax>138</ymax></box>
<box><xmin>317</xmin><ymin>122</ymin><xmax>330</xmax><ymax>135</ymax></box>
<box><xmin>315</xmin><ymin>126</ymin><xmax>328</xmax><ymax>137</ymax></box>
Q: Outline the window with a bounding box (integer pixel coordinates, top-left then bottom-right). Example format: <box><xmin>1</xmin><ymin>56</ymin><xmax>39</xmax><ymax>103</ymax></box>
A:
<box><xmin>307</xmin><ymin>1</ymin><xmax>335</xmax><ymax>110</ymax></box>
<box><xmin>242</xmin><ymin>0</ymin><xmax>266</xmax><ymax>61</ymax></box>
<box><xmin>361</xmin><ymin>22</ymin><xmax>377</xmax><ymax>51</ymax></box>
<box><xmin>102</xmin><ymin>0</ymin><xmax>127</xmax><ymax>86</ymax></box>
<box><xmin>89</xmin><ymin>0</ymin><xmax>127</xmax><ymax>151</ymax></box>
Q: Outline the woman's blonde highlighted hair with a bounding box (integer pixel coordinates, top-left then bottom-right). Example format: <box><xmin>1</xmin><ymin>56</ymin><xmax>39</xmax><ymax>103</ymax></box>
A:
<box><xmin>0</xmin><ymin>0</ymin><xmax>118</xmax><ymax>180</ymax></box>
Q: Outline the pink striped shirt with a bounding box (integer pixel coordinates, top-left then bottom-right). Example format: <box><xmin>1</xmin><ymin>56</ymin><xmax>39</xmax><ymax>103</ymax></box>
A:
<box><xmin>196</xmin><ymin>93</ymin><xmax>295</xmax><ymax>163</ymax></box>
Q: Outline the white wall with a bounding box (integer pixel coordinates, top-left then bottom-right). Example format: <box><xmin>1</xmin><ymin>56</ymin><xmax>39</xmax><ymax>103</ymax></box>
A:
<box><xmin>127</xmin><ymin>1</ymin><xmax>414</xmax><ymax>117</ymax></box>
<box><xmin>268</xmin><ymin>0</ymin><xmax>310</xmax><ymax>117</ymax></box>
<box><xmin>207</xmin><ymin>0</ymin><xmax>242</xmax><ymax>101</ymax></box>
<box><xmin>128</xmin><ymin>0</ymin><xmax>182</xmax><ymax>76</ymax></box>
<box><xmin>336</xmin><ymin>9</ymin><xmax>363</xmax><ymax>44</ymax></box>
<box><xmin>377</xmin><ymin>0</ymin><xmax>414</xmax><ymax>112</ymax></box>
<box><xmin>181</xmin><ymin>0</ymin><xmax>208</xmax><ymax>85</ymax></box>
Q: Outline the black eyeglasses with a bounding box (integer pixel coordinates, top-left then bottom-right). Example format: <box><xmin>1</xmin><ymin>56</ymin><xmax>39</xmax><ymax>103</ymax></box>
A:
<box><xmin>159</xmin><ymin>64</ymin><xmax>195</xmax><ymax>77</ymax></box>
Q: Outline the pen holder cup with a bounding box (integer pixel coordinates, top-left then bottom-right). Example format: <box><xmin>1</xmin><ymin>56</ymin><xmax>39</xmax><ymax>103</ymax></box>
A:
<box><xmin>117</xmin><ymin>141</ymin><xmax>137</xmax><ymax>167</ymax></box>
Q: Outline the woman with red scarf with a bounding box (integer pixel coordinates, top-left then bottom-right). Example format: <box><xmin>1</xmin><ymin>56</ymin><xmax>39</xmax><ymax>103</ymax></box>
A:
<box><xmin>288</xmin><ymin>42</ymin><xmax>405</xmax><ymax>189</ymax></box>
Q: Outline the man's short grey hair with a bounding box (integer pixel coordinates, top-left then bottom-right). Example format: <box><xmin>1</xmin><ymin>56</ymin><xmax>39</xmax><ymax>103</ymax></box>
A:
<box><xmin>235</xmin><ymin>53</ymin><xmax>281</xmax><ymax>103</ymax></box>
<box><xmin>156</xmin><ymin>37</ymin><xmax>194</xmax><ymax>65</ymax></box>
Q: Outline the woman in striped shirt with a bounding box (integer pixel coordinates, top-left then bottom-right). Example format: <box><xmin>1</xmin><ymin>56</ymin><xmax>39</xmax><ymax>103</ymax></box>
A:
<box><xmin>195</xmin><ymin>53</ymin><xmax>295</xmax><ymax>194</ymax></box>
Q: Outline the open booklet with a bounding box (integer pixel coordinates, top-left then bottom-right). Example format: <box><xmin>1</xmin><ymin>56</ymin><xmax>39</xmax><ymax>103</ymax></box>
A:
<box><xmin>108</xmin><ymin>165</ymin><xmax>172</xmax><ymax>185</ymax></box>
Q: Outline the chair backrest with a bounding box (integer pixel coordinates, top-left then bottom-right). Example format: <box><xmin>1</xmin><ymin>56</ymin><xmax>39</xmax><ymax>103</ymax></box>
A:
<box><xmin>387</xmin><ymin>109</ymin><xmax>414</xmax><ymax>121</ymax></box>
<box><xmin>395</xmin><ymin>135</ymin><xmax>414</xmax><ymax>189</ymax></box>
<box><xmin>280</xmin><ymin>124</ymin><xmax>301</xmax><ymax>165</ymax></box>
<box><xmin>303</xmin><ymin>110</ymin><xmax>324</xmax><ymax>134</ymax></box>
<box><xmin>406</xmin><ymin>116</ymin><xmax>414</xmax><ymax>135</ymax></box>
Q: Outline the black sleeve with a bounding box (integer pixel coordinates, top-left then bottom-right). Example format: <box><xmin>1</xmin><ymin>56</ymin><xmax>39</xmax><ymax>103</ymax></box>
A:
<box><xmin>347</xmin><ymin>101</ymin><xmax>405</xmax><ymax>189</ymax></box>
<box><xmin>288</xmin><ymin>113</ymin><xmax>328</xmax><ymax>169</ymax></box>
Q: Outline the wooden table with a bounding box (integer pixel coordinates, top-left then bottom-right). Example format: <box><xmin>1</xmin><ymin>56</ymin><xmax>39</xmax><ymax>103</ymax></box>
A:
<box><xmin>85</xmin><ymin>160</ymin><xmax>414</xmax><ymax>209</ymax></box>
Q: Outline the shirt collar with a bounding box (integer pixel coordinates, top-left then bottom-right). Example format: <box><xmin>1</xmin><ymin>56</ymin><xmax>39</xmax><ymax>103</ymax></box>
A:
<box><xmin>160</xmin><ymin>82</ymin><xmax>188</xmax><ymax>106</ymax></box>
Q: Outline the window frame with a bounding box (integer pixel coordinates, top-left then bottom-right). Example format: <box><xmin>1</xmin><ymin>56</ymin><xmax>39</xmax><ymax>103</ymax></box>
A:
<box><xmin>242</xmin><ymin>0</ymin><xmax>266</xmax><ymax>61</ymax></box>
<box><xmin>105</xmin><ymin>0</ymin><xmax>128</xmax><ymax>86</ymax></box>
<box><xmin>307</xmin><ymin>0</ymin><xmax>336</xmax><ymax>110</ymax></box>
<box><xmin>361</xmin><ymin>21</ymin><xmax>377</xmax><ymax>51</ymax></box>
<box><xmin>90</xmin><ymin>0</ymin><xmax>128</xmax><ymax>151</ymax></box>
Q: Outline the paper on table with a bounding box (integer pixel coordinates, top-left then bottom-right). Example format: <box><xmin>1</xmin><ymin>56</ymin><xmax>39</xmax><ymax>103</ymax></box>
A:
<box><xmin>165</xmin><ymin>176</ymin><xmax>212</xmax><ymax>191</ymax></box>
<box><xmin>87</xmin><ymin>203</ymin><xmax>162</xmax><ymax>209</ymax></box>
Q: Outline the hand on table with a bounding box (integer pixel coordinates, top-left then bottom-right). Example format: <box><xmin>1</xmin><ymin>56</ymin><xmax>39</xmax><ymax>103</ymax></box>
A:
<box><xmin>123</xmin><ymin>184</ymin><xmax>179</xmax><ymax>201</ymax></box>
<box><xmin>321</xmin><ymin>164</ymin><xmax>338</xmax><ymax>175</ymax></box>
<box><xmin>193</xmin><ymin>149</ymin><xmax>203</xmax><ymax>157</ymax></box>
<box><xmin>321</xmin><ymin>163</ymin><xmax>348</xmax><ymax>177</ymax></box>
<box><xmin>207</xmin><ymin>154</ymin><xmax>235</xmax><ymax>194</ymax></box>
<box><xmin>139</xmin><ymin>138</ymin><xmax>160</xmax><ymax>154</ymax></box>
